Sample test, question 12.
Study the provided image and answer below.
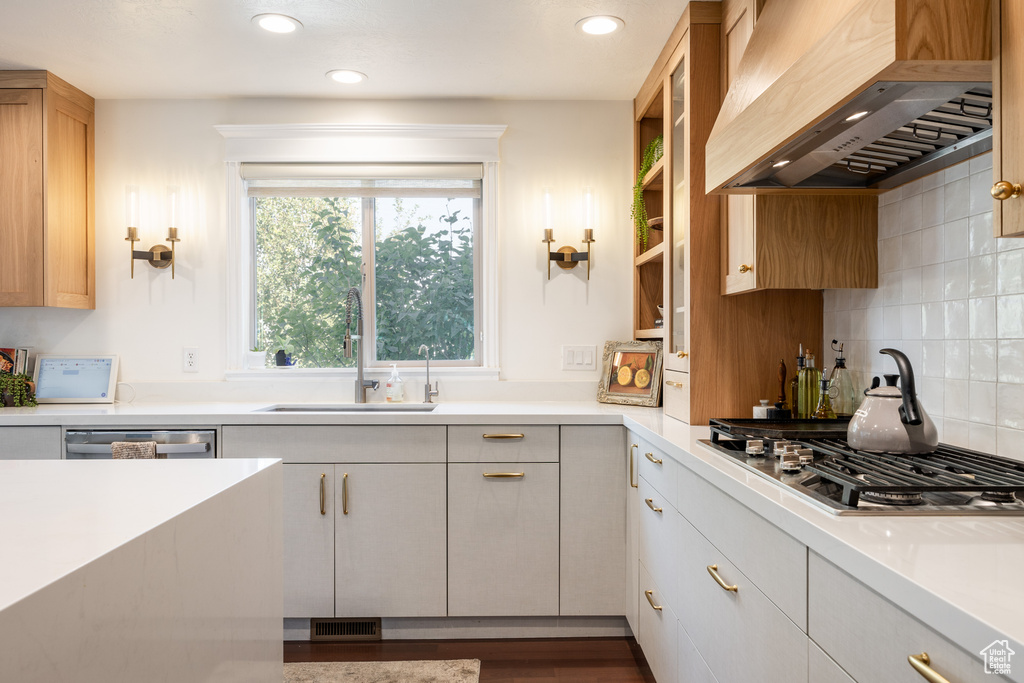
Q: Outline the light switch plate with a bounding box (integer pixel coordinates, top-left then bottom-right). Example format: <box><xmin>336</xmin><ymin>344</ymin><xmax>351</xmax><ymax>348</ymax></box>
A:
<box><xmin>561</xmin><ymin>345</ymin><xmax>597</xmax><ymax>371</ymax></box>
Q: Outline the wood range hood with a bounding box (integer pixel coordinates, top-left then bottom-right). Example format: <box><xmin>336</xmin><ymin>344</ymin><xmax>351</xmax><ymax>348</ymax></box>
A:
<box><xmin>706</xmin><ymin>0</ymin><xmax>992</xmax><ymax>193</ymax></box>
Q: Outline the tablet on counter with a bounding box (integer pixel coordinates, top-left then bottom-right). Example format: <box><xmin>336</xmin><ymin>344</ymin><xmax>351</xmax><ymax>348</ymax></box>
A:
<box><xmin>32</xmin><ymin>355</ymin><xmax>119</xmax><ymax>404</ymax></box>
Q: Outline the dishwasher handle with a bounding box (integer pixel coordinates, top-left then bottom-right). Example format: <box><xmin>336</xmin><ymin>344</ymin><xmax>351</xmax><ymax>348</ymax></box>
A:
<box><xmin>66</xmin><ymin>443</ymin><xmax>211</xmax><ymax>455</ymax></box>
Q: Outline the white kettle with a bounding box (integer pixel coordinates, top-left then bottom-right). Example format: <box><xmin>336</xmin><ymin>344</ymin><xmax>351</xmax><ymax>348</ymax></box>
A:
<box><xmin>847</xmin><ymin>348</ymin><xmax>938</xmax><ymax>454</ymax></box>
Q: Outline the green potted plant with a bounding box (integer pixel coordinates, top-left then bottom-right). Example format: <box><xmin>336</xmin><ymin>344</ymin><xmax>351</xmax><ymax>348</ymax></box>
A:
<box><xmin>631</xmin><ymin>134</ymin><xmax>664</xmax><ymax>251</ymax></box>
<box><xmin>245</xmin><ymin>345</ymin><xmax>268</xmax><ymax>370</ymax></box>
<box><xmin>0</xmin><ymin>373</ymin><xmax>37</xmax><ymax>407</ymax></box>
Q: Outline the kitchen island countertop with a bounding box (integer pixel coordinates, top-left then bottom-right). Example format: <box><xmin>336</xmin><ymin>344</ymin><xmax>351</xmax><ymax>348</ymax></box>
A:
<box><xmin>1</xmin><ymin>400</ymin><xmax>1021</xmax><ymax>664</ymax></box>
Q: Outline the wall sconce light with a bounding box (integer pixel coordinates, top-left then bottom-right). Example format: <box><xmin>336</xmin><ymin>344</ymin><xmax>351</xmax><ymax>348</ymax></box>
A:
<box><xmin>541</xmin><ymin>189</ymin><xmax>596</xmax><ymax>279</ymax></box>
<box><xmin>125</xmin><ymin>186</ymin><xmax>181</xmax><ymax>279</ymax></box>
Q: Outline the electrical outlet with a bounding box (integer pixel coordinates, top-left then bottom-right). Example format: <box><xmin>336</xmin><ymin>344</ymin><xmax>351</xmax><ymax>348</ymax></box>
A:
<box><xmin>561</xmin><ymin>345</ymin><xmax>597</xmax><ymax>371</ymax></box>
<box><xmin>183</xmin><ymin>347</ymin><xmax>199</xmax><ymax>373</ymax></box>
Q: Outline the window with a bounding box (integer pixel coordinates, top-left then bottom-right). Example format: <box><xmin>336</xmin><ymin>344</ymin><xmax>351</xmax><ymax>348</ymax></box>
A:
<box><xmin>245</xmin><ymin>165</ymin><xmax>482</xmax><ymax>368</ymax></box>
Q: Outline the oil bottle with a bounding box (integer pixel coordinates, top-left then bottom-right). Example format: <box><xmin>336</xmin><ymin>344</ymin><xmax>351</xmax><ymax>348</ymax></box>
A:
<box><xmin>797</xmin><ymin>350</ymin><xmax>821</xmax><ymax>419</ymax></box>
<box><xmin>790</xmin><ymin>345</ymin><xmax>804</xmax><ymax>419</ymax></box>
<box><xmin>828</xmin><ymin>340</ymin><xmax>857</xmax><ymax>417</ymax></box>
<box><xmin>812</xmin><ymin>367</ymin><xmax>837</xmax><ymax>419</ymax></box>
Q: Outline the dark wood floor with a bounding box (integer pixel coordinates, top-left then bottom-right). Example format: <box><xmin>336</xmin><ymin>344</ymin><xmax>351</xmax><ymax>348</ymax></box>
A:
<box><xmin>285</xmin><ymin>637</ymin><xmax>656</xmax><ymax>683</ymax></box>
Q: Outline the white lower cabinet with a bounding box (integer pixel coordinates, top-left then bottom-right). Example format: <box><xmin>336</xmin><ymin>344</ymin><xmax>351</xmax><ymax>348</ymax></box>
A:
<box><xmin>448</xmin><ymin>462</ymin><xmax>560</xmax><ymax>616</ymax></box>
<box><xmin>638</xmin><ymin>563</ymin><xmax>678</xmax><ymax>683</ymax></box>
<box><xmin>809</xmin><ymin>641</ymin><xmax>856</xmax><ymax>683</ymax></box>
<box><xmin>283</xmin><ymin>464</ymin><xmax>335</xmax><ymax>617</ymax></box>
<box><xmin>809</xmin><ymin>552</ymin><xmax>995</xmax><ymax>683</ymax></box>
<box><xmin>625</xmin><ymin>433</ymin><xmax>641</xmax><ymax>636</ymax></box>
<box><xmin>675</xmin><ymin>506</ymin><xmax>807</xmax><ymax>683</ymax></box>
<box><xmin>335</xmin><ymin>464</ymin><xmax>446</xmax><ymax>617</ymax></box>
<box><xmin>0</xmin><ymin>426</ymin><xmax>61</xmax><ymax>459</ymax></box>
<box><xmin>678</xmin><ymin>621</ymin><xmax>719</xmax><ymax>683</ymax></box>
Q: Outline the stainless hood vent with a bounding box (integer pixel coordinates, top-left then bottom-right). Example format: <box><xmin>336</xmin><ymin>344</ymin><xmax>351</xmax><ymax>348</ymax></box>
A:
<box><xmin>730</xmin><ymin>83</ymin><xmax>993</xmax><ymax>191</ymax></box>
<box><xmin>705</xmin><ymin>0</ymin><xmax>992</xmax><ymax>194</ymax></box>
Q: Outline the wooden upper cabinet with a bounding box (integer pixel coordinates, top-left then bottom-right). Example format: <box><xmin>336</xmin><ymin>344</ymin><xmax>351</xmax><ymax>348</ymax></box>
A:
<box><xmin>719</xmin><ymin>0</ymin><xmax>878</xmax><ymax>294</ymax></box>
<box><xmin>0</xmin><ymin>71</ymin><xmax>95</xmax><ymax>309</ymax></box>
<box><xmin>994</xmin><ymin>0</ymin><xmax>1024</xmax><ymax>238</ymax></box>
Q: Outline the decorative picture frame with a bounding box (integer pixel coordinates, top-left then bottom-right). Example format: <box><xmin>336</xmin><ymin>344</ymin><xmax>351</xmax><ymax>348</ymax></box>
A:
<box><xmin>597</xmin><ymin>340</ymin><xmax>663</xmax><ymax>407</ymax></box>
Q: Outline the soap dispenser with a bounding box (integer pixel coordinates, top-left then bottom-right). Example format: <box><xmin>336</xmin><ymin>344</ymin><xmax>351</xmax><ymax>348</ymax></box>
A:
<box><xmin>385</xmin><ymin>364</ymin><xmax>404</xmax><ymax>403</ymax></box>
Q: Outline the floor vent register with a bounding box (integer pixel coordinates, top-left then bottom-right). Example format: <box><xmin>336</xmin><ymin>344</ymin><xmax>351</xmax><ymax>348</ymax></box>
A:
<box><xmin>310</xmin><ymin>617</ymin><xmax>382</xmax><ymax>641</ymax></box>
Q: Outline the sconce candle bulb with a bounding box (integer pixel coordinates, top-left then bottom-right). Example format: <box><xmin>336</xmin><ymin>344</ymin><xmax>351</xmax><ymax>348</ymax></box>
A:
<box><xmin>125</xmin><ymin>184</ymin><xmax>182</xmax><ymax>280</ymax></box>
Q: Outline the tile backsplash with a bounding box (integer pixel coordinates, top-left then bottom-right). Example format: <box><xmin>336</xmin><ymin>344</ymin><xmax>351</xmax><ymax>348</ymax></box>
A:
<box><xmin>822</xmin><ymin>152</ymin><xmax>1024</xmax><ymax>461</ymax></box>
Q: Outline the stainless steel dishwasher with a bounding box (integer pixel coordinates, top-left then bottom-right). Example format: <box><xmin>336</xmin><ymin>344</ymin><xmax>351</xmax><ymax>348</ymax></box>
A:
<box><xmin>64</xmin><ymin>429</ymin><xmax>216</xmax><ymax>459</ymax></box>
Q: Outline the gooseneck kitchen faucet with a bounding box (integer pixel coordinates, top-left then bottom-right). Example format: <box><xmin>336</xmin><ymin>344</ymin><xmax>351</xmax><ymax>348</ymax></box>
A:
<box><xmin>418</xmin><ymin>344</ymin><xmax>439</xmax><ymax>403</ymax></box>
<box><xmin>344</xmin><ymin>287</ymin><xmax>379</xmax><ymax>403</ymax></box>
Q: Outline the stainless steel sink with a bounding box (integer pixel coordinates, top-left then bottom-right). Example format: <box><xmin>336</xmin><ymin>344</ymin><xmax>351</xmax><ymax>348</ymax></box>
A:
<box><xmin>255</xmin><ymin>403</ymin><xmax>438</xmax><ymax>413</ymax></box>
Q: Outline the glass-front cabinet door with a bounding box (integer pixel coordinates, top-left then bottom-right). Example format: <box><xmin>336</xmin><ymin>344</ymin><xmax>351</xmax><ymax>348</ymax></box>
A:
<box><xmin>666</xmin><ymin>59</ymin><xmax>689</xmax><ymax>373</ymax></box>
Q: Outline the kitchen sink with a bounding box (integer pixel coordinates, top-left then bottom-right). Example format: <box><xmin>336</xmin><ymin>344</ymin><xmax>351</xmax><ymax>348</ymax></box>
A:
<box><xmin>255</xmin><ymin>403</ymin><xmax>438</xmax><ymax>413</ymax></box>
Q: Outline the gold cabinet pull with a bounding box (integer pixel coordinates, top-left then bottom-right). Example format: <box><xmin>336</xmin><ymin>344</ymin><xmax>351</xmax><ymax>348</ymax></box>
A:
<box><xmin>483</xmin><ymin>472</ymin><xmax>525</xmax><ymax>478</ymax></box>
<box><xmin>991</xmin><ymin>180</ymin><xmax>1022</xmax><ymax>201</ymax></box>
<box><xmin>666</xmin><ymin>380</ymin><xmax>684</xmax><ymax>388</ymax></box>
<box><xmin>483</xmin><ymin>433</ymin><xmax>525</xmax><ymax>439</ymax></box>
<box><xmin>738</xmin><ymin>264</ymin><xmax>752</xmax><ymax>273</ymax></box>
<box><xmin>707</xmin><ymin>564</ymin><xmax>738</xmax><ymax>592</ymax></box>
<box><xmin>629</xmin><ymin>444</ymin><xmax>638</xmax><ymax>488</ymax></box>
<box><xmin>645</xmin><ymin>451</ymin><xmax>663</xmax><ymax>465</ymax></box>
<box><xmin>677</xmin><ymin>351</ymin><xmax>688</xmax><ymax>358</ymax></box>
<box><xmin>320</xmin><ymin>473</ymin><xmax>327</xmax><ymax>515</ymax></box>
<box><xmin>342</xmin><ymin>472</ymin><xmax>349</xmax><ymax>515</ymax></box>
<box><xmin>907</xmin><ymin>653</ymin><xmax>952</xmax><ymax>683</ymax></box>
<box><xmin>645</xmin><ymin>498</ymin><xmax>663</xmax><ymax>513</ymax></box>
<box><xmin>644</xmin><ymin>589</ymin><xmax>663</xmax><ymax>611</ymax></box>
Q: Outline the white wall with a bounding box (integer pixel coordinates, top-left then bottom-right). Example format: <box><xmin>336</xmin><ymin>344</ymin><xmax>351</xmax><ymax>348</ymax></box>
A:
<box><xmin>823</xmin><ymin>152</ymin><xmax>1024</xmax><ymax>460</ymax></box>
<box><xmin>0</xmin><ymin>98</ymin><xmax>634</xmax><ymax>401</ymax></box>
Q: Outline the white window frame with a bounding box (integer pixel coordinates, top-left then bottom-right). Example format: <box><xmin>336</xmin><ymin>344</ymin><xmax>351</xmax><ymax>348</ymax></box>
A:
<box><xmin>218</xmin><ymin>124</ymin><xmax>505</xmax><ymax>378</ymax></box>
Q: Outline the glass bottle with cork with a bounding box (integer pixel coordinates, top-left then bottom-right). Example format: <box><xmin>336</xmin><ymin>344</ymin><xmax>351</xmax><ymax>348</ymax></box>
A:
<box><xmin>828</xmin><ymin>339</ymin><xmax>857</xmax><ymax>417</ymax></box>
<box><xmin>797</xmin><ymin>350</ymin><xmax>821</xmax><ymax>419</ymax></box>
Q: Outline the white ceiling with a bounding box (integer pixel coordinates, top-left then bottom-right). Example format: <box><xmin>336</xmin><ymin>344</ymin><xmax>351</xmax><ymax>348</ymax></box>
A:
<box><xmin>0</xmin><ymin>0</ymin><xmax>695</xmax><ymax>100</ymax></box>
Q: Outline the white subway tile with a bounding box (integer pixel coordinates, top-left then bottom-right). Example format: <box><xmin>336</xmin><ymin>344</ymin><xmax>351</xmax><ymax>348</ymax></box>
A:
<box><xmin>969</xmin><ymin>212</ymin><xmax>995</xmax><ymax>256</ymax></box>
<box><xmin>943</xmin><ymin>299</ymin><xmax>969</xmax><ymax>339</ymax></box>
<box><xmin>944</xmin><ymin>159</ymin><xmax>970</xmax><ymax>182</ymax></box>
<box><xmin>944</xmin><ymin>339</ymin><xmax>969</xmax><ymax>379</ymax></box>
<box><xmin>823</xmin><ymin>311</ymin><xmax>836</xmax><ymax>342</ymax></box>
<box><xmin>998</xmin><ymin>340</ymin><xmax>1024</xmax><ymax>383</ymax></box>
<box><xmin>997</xmin><ymin>230</ymin><xmax>1024</xmax><ymax>252</ymax></box>
<box><xmin>969</xmin><ymin>296</ymin><xmax>997</xmax><ymax>339</ymax></box>
<box><xmin>866</xmin><ymin>305</ymin><xmax>884</xmax><ymax>340</ymax></box>
<box><xmin>921</xmin><ymin>263</ymin><xmax>944</xmax><ymax>302</ymax></box>
<box><xmin>970</xmin><ymin>340</ymin><xmax>998</xmax><ymax>382</ymax></box>
<box><xmin>918</xmin><ymin>377</ymin><xmax>945</xmax><ymax>417</ymax></box>
<box><xmin>943</xmin><ymin>219</ymin><xmax>969</xmax><ymax>262</ymax></box>
<box><xmin>879</xmin><ymin>201</ymin><xmax>901</xmax><ymax>239</ymax></box>
<box><xmin>901</xmin><ymin>230</ymin><xmax>922</xmax><ymax>267</ymax></box>
<box><xmin>969</xmin><ymin>152</ymin><xmax>993</xmax><ymax>174</ymax></box>
<box><xmin>902</xmin><ymin>340</ymin><xmax>922</xmax><ymax>373</ymax></box>
<box><xmin>944</xmin><ymin>417</ymin><xmax>971</xmax><ymax>448</ymax></box>
<box><xmin>881</xmin><ymin>270</ymin><xmax>902</xmax><ymax>306</ymax></box>
<box><xmin>970</xmin><ymin>171</ymin><xmax>994</xmax><ymax>217</ymax></box>
<box><xmin>922</xmin><ymin>301</ymin><xmax>945</xmax><ymax>339</ymax></box>
<box><xmin>901</xmin><ymin>304</ymin><xmax>923</xmax><ymax>340</ymax></box>
<box><xmin>969</xmin><ymin>382</ymin><xmax>998</xmax><ymax>425</ymax></box>
<box><xmin>833</xmin><ymin>288</ymin><xmax>851</xmax><ymax>312</ymax></box>
<box><xmin>834</xmin><ymin>310</ymin><xmax>851</xmax><ymax>341</ymax></box>
<box><xmin>921</xmin><ymin>340</ymin><xmax>945</xmax><ymax>377</ymax></box>
<box><xmin>969</xmin><ymin>254</ymin><xmax>997</xmax><ymax>297</ymax></box>
<box><xmin>850</xmin><ymin>307</ymin><xmax>868</xmax><ymax>341</ymax></box>
<box><xmin>823</xmin><ymin>289</ymin><xmax>837</xmax><ymax>312</ymax></box>
<box><xmin>883</xmin><ymin>305</ymin><xmax>902</xmax><ymax>338</ymax></box>
<box><xmin>901</xmin><ymin>266</ymin><xmax>922</xmax><ymax>304</ymax></box>
<box><xmin>880</xmin><ymin>236</ymin><xmax>902</xmax><ymax>273</ymax></box>
<box><xmin>996</xmin><ymin>427</ymin><xmax>1024</xmax><ymax>462</ymax></box>
<box><xmin>923</xmin><ymin>170</ymin><xmax>946</xmax><ymax>191</ymax></box>
<box><xmin>943</xmin><ymin>259</ymin><xmax>969</xmax><ymax>300</ymax></box>
<box><xmin>943</xmin><ymin>177</ymin><xmax>970</xmax><ymax>222</ymax></box>
<box><xmin>901</xmin><ymin>192</ymin><xmax>923</xmax><ymax>233</ymax></box>
<box><xmin>921</xmin><ymin>187</ymin><xmax>943</xmax><ymax>229</ymax></box>
<box><xmin>997</xmin><ymin>382</ymin><xmax>1024</xmax><ymax>430</ymax></box>
<box><xmin>997</xmin><ymin>294</ymin><xmax>1024</xmax><ymax>338</ymax></box>
<box><xmin>920</xmin><ymin>225</ymin><xmax>943</xmax><ymax>265</ymax></box>
<box><xmin>998</xmin><ymin>250</ymin><xmax>1024</xmax><ymax>295</ymax></box>
<box><xmin>879</xmin><ymin>186</ymin><xmax>903</xmax><ymax>206</ymax></box>
<box><xmin>969</xmin><ymin>423</ymin><xmax>997</xmax><ymax>452</ymax></box>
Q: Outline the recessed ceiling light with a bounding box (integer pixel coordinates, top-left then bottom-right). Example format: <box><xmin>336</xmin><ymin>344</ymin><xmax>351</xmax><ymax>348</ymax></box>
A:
<box><xmin>576</xmin><ymin>15</ymin><xmax>624</xmax><ymax>35</ymax></box>
<box><xmin>772</xmin><ymin>160</ymin><xmax>791</xmax><ymax>168</ymax></box>
<box><xmin>326</xmin><ymin>70</ymin><xmax>368</xmax><ymax>84</ymax></box>
<box><xmin>252</xmin><ymin>13</ymin><xmax>302</xmax><ymax>34</ymax></box>
<box><xmin>845</xmin><ymin>110</ymin><xmax>871</xmax><ymax>122</ymax></box>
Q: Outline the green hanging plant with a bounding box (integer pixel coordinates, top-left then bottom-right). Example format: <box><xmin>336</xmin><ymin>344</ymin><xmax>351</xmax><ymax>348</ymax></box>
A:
<box><xmin>631</xmin><ymin>134</ymin><xmax>664</xmax><ymax>251</ymax></box>
<box><xmin>0</xmin><ymin>373</ymin><xmax>37</xmax><ymax>408</ymax></box>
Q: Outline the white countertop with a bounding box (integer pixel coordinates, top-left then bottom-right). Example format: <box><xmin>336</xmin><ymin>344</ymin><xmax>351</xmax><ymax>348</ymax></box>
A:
<box><xmin>1</xmin><ymin>400</ymin><xmax>1021</xmax><ymax>657</ymax></box>
<box><xmin>0</xmin><ymin>458</ymin><xmax>279</xmax><ymax>613</ymax></box>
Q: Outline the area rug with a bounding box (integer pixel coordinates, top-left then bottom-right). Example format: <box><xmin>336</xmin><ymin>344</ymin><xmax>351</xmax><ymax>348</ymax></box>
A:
<box><xmin>284</xmin><ymin>659</ymin><xmax>481</xmax><ymax>683</ymax></box>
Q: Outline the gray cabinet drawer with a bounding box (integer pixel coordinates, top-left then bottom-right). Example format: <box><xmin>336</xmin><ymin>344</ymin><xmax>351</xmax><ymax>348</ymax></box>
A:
<box><xmin>447</xmin><ymin>425</ymin><xmax>558</xmax><ymax>462</ymax></box>
<box><xmin>221</xmin><ymin>425</ymin><xmax>446</xmax><ymax>463</ymax></box>
<box><xmin>809</xmin><ymin>552</ymin><xmax>996</xmax><ymax>683</ymax></box>
<box><xmin>677</xmin><ymin>465</ymin><xmax>806</xmax><ymax>629</ymax></box>
<box><xmin>638</xmin><ymin>438</ymin><xmax>677</xmax><ymax>508</ymax></box>
<box><xmin>638</xmin><ymin>476</ymin><xmax>680</xmax><ymax>610</ymax></box>
<box><xmin>0</xmin><ymin>426</ymin><xmax>61</xmax><ymax>460</ymax></box>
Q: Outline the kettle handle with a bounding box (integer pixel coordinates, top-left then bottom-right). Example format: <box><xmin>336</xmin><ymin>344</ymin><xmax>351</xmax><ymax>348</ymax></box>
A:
<box><xmin>880</xmin><ymin>348</ymin><xmax>922</xmax><ymax>426</ymax></box>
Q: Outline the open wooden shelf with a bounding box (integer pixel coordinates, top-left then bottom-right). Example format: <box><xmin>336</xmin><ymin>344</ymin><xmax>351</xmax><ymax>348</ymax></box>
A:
<box><xmin>634</xmin><ymin>328</ymin><xmax>665</xmax><ymax>340</ymax></box>
<box><xmin>635</xmin><ymin>243</ymin><xmax>665</xmax><ymax>267</ymax></box>
<box><xmin>641</xmin><ymin>157</ymin><xmax>665</xmax><ymax>191</ymax></box>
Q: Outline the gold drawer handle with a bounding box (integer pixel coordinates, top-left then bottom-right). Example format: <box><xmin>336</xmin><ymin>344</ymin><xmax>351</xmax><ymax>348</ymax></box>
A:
<box><xmin>645</xmin><ymin>451</ymin><xmax>662</xmax><ymax>465</ymax></box>
<box><xmin>629</xmin><ymin>444</ymin><xmax>638</xmax><ymax>488</ymax></box>
<box><xmin>707</xmin><ymin>564</ymin><xmax>738</xmax><ymax>592</ymax></box>
<box><xmin>320</xmin><ymin>473</ymin><xmax>327</xmax><ymax>516</ymax></box>
<box><xmin>908</xmin><ymin>653</ymin><xmax>951</xmax><ymax>683</ymax></box>
<box><xmin>677</xmin><ymin>351</ymin><xmax>688</xmax><ymax>358</ymax></box>
<box><xmin>645</xmin><ymin>498</ymin><xmax>663</xmax><ymax>513</ymax></box>
<box><xmin>483</xmin><ymin>472</ymin><xmax>525</xmax><ymax>478</ymax></box>
<box><xmin>666</xmin><ymin>380</ymin><xmax>684</xmax><ymax>388</ymax></box>
<box><xmin>992</xmin><ymin>180</ymin><xmax>1022</xmax><ymax>201</ymax></box>
<box><xmin>483</xmin><ymin>433</ymin><xmax>525</xmax><ymax>439</ymax></box>
<box><xmin>342</xmin><ymin>472</ymin><xmax>349</xmax><ymax>515</ymax></box>
<box><xmin>644</xmin><ymin>589</ymin><xmax>662</xmax><ymax>611</ymax></box>
<box><xmin>738</xmin><ymin>264</ymin><xmax>752</xmax><ymax>273</ymax></box>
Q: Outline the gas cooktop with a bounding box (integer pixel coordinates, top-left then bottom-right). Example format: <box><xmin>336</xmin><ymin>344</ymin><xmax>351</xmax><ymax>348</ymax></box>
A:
<box><xmin>701</xmin><ymin>419</ymin><xmax>1024</xmax><ymax>516</ymax></box>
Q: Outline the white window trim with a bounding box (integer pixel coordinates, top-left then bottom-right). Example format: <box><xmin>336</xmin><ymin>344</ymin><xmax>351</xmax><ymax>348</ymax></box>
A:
<box><xmin>218</xmin><ymin>123</ymin><xmax>505</xmax><ymax>379</ymax></box>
